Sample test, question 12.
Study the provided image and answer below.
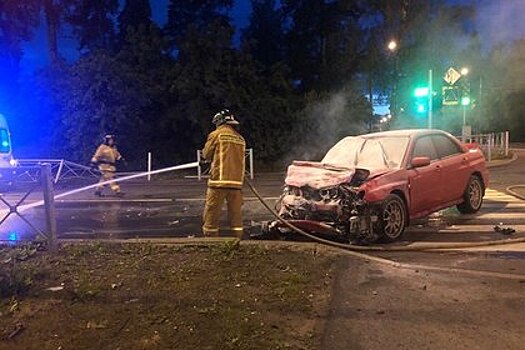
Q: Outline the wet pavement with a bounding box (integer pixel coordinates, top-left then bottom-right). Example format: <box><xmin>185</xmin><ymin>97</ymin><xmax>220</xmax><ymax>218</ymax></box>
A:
<box><xmin>0</xmin><ymin>176</ymin><xmax>284</xmax><ymax>242</ymax></box>
<box><xmin>1</xmin><ymin>154</ymin><xmax>525</xmax><ymax>250</ymax></box>
<box><xmin>486</xmin><ymin>148</ymin><xmax>525</xmax><ymax>192</ymax></box>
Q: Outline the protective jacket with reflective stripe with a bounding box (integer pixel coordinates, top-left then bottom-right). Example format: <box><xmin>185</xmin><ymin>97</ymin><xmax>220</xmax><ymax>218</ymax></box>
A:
<box><xmin>202</xmin><ymin>124</ymin><xmax>246</xmax><ymax>189</ymax></box>
<box><xmin>91</xmin><ymin>144</ymin><xmax>122</xmax><ymax>172</ymax></box>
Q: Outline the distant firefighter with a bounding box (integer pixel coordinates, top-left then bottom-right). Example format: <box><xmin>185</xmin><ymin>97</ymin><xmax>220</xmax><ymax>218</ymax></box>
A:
<box><xmin>91</xmin><ymin>134</ymin><xmax>125</xmax><ymax>197</ymax></box>
<box><xmin>201</xmin><ymin>109</ymin><xmax>246</xmax><ymax>238</ymax></box>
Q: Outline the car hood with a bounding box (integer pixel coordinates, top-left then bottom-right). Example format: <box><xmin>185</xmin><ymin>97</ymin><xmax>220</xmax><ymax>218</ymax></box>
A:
<box><xmin>284</xmin><ymin>161</ymin><xmax>390</xmax><ymax>189</ymax></box>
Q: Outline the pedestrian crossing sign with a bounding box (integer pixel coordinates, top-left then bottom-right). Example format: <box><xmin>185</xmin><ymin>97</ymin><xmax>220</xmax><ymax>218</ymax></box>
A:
<box><xmin>442</xmin><ymin>86</ymin><xmax>459</xmax><ymax>106</ymax></box>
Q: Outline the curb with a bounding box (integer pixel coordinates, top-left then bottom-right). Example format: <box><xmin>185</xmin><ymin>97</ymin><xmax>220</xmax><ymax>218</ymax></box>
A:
<box><xmin>486</xmin><ymin>152</ymin><xmax>518</xmax><ymax>168</ymax></box>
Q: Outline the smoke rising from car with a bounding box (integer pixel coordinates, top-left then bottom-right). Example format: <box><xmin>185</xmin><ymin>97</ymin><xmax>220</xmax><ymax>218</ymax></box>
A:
<box><xmin>475</xmin><ymin>0</ymin><xmax>525</xmax><ymax>52</ymax></box>
<box><xmin>283</xmin><ymin>90</ymin><xmax>368</xmax><ymax>166</ymax></box>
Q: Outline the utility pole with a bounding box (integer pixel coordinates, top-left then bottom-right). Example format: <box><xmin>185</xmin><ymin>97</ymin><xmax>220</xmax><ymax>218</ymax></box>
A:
<box><xmin>428</xmin><ymin>69</ymin><xmax>433</xmax><ymax>129</ymax></box>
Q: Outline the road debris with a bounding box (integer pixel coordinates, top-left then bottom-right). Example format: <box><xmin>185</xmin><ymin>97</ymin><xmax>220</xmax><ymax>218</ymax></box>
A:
<box><xmin>4</xmin><ymin>322</ymin><xmax>25</xmax><ymax>340</ymax></box>
<box><xmin>493</xmin><ymin>225</ymin><xmax>516</xmax><ymax>235</ymax></box>
<box><xmin>46</xmin><ymin>286</ymin><xmax>64</xmax><ymax>292</ymax></box>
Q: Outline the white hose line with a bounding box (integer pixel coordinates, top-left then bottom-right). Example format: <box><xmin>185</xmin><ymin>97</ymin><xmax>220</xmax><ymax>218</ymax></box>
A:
<box><xmin>18</xmin><ymin>162</ymin><xmax>199</xmax><ymax>212</ymax></box>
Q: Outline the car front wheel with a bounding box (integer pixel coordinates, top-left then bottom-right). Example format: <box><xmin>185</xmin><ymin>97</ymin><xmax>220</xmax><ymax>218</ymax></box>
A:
<box><xmin>457</xmin><ymin>175</ymin><xmax>484</xmax><ymax>214</ymax></box>
<box><xmin>379</xmin><ymin>194</ymin><xmax>407</xmax><ymax>242</ymax></box>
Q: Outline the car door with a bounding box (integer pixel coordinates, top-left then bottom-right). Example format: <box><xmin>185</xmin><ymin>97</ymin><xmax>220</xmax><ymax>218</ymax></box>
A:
<box><xmin>407</xmin><ymin>135</ymin><xmax>442</xmax><ymax>216</ymax></box>
<box><xmin>431</xmin><ymin>134</ymin><xmax>471</xmax><ymax>203</ymax></box>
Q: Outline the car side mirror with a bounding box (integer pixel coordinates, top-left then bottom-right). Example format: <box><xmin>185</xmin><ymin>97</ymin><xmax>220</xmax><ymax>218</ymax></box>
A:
<box><xmin>411</xmin><ymin>156</ymin><xmax>431</xmax><ymax>168</ymax></box>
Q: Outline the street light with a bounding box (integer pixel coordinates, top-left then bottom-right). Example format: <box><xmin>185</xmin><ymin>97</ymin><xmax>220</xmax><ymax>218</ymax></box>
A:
<box><xmin>460</xmin><ymin>67</ymin><xmax>469</xmax><ymax>76</ymax></box>
<box><xmin>387</xmin><ymin>40</ymin><xmax>399</xmax><ymax>119</ymax></box>
<box><xmin>387</xmin><ymin>40</ymin><xmax>398</xmax><ymax>52</ymax></box>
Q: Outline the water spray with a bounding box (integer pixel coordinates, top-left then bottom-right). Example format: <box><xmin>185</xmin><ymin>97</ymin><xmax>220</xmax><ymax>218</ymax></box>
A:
<box><xmin>18</xmin><ymin>161</ymin><xmax>199</xmax><ymax>212</ymax></box>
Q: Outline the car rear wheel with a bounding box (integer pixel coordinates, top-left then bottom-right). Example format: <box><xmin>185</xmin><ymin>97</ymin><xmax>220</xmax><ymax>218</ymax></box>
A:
<box><xmin>457</xmin><ymin>175</ymin><xmax>484</xmax><ymax>214</ymax></box>
<box><xmin>379</xmin><ymin>194</ymin><xmax>407</xmax><ymax>242</ymax></box>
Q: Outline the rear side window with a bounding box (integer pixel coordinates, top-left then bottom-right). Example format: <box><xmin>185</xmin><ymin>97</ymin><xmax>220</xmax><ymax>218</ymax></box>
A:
<box><xmin>412</xmin><ymin>136</ymin><xmax>438</xmax><ymax>160</ymax></box>
<box><xmin>0</xmin><ymin>129</ymin><xmax>10</xmax><ymax>153</ymax></box>
<box><xmin>432</xmin><ymin>134</ymin><xmax>462</xmax><ymax>158</ymax></box>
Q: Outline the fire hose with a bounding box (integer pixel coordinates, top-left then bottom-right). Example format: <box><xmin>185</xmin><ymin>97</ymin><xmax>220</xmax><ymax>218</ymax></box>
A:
<box><xmin>245</xmin><ymin>178</ymin><xmax>525</xmax><ymax>252</ymax></box>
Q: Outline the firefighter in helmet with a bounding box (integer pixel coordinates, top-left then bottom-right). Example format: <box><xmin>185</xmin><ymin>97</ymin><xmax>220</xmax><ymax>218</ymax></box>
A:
<box><xmin>91</xmin><ymin>134</ymin><xmax>125</xmax><ymax>197</ymax></box>
<box><xmin>202</xmin><ymin>109</ymin><xmax>246</xmax><ymax>238</ymax></box>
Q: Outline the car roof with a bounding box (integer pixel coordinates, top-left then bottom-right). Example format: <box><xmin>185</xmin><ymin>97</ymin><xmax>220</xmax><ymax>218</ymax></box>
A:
<box><xmin>359</xmin><ymin>129</ymin><xmax>452</xmax><ymax>139</ymax></box>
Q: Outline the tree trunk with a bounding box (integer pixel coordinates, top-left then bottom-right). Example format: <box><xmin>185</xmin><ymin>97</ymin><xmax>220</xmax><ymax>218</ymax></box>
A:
<box><xmin>44</xmin><ymin>0</ymin><xmax>59</xmax><ymax>63</ymax></box>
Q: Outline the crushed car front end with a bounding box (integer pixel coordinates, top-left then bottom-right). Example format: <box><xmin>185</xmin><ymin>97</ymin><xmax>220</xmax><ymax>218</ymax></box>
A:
<box><xmin>263</xmin><ymin>161</ymin><xmax>385</xmax><ymax>243</ymax></box>
<box><xmin>261</xmin><ymin>135</ymin><xmax>410</xmax><ymax>243</ymax></box>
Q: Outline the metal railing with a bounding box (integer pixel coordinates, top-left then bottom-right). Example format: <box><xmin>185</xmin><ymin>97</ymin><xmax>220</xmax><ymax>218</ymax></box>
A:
<box><xmin>195</xmin><ymin>148</ymin><xmax>254</xmax><ymax>181</ymax></box>
<box><xmin>458</xmin><ymin>131</ymin><xmax>509</xmax><ymax>162</ymax></box>
<box><xmin>15</xmin><ymin>159</ymin><xmax>99</xmax><ymax>184</ymax></box>
<box><xmin>0</xmin><ymin>164</ymin><xmax>57</xmax><ymax>249</ymax></box>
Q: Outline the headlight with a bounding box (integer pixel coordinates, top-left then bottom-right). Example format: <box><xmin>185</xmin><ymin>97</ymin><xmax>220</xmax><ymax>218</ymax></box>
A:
<box><xmin>9</xmin><ymin>158</ymin><xmax>17</xmax><ymax>167</ymax></box>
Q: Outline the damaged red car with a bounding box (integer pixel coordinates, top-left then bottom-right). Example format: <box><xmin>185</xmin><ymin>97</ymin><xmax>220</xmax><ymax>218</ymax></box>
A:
<box><xmin>263</xmin><ymin>129</ymin><xmax>489</xmax><ymax>243</ymax></box>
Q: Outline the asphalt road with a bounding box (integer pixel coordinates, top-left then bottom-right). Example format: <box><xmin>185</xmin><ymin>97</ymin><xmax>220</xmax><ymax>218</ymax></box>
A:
<box><xmin>1</xmin><ymin>154</ymin><xmax>525</xmax><ymax>247</ymax></box>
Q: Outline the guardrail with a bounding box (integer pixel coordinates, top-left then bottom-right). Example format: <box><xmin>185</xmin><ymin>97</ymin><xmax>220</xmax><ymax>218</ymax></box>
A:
<box><xmin>15</xmin><ymin>159</ymin><xmax>99</xmax><ymax>184</ymax></box>
<box><xmin>458</xmin><ymin>131</ymin><xmax>509</xmax><ymax>162</ymax></box>
<box><xmin>0</xmin><ymin>164</ymin><xmax>57</xmax><ymax>248</ymax></box>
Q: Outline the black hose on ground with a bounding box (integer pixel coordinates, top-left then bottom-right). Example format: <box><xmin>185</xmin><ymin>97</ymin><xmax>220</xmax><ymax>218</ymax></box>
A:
<box><xmin>245</xmin><ymin>178</ymin><xmax>525</xmax><ymax>252</ymax></box>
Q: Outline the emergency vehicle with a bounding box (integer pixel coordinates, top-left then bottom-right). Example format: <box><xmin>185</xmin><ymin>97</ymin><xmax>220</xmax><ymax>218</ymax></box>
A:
<box><xmin>0</xmin><ymin>113</ymin><xmax>17</xmax><ymax>186</ymax></box>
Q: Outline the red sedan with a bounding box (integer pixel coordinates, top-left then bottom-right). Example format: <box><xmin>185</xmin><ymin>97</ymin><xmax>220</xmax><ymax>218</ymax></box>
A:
<box><xmin>265</xmin><ymin>129</ymin><xmax>489</xmax><ymax>243</ymax></box>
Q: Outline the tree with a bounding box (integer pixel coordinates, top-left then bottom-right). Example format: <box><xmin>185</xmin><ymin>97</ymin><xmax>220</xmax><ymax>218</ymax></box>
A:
<box><xmin>165</xmin><ymin>0</ymin><xmax>233</xmax><ymax>53</ymax></box>
<box><xmin>64</xmin><ymin>0</ymin><xmax>119</xmax><ymax>52</ymax></box>
<box><xmin>242</xmin><ymin>0</ymin><xmax>285</xmax><ymax>68</ymax></box>
<box><xmin>0</xmin><ymin>0</ymin><xmax>40</xmax><ymax>107</ymax></box>
<box><xmin>35</xmin><ymin>53</ymin><xmax>154</xmax><ymax>163</ymax></box>
<box><xmin>282</xmin><ymin>0</ymin><xmax>366</xmax><ymax>92</ymax></box>
<box><xmin>118</xmin><ymin>0</ymin><xmax>153</xmax><ymax>43</ymax></box>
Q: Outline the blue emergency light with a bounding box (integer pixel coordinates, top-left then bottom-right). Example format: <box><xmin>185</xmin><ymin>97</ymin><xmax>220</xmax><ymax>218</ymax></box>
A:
<box><xmin>0</xmin><ymin>129</ymin><xmax>10</xmax><ymax>153</ymax></box>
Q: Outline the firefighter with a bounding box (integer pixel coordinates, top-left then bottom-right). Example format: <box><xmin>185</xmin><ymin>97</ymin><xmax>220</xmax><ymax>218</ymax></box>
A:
<box><xmin>202</xmin><ymin>109</ymin><xmax>246</xmax><ymax>239</ymax></box>
<box><xmin>91</xmin><ymin>134</ymin><xmax>125</xmax><ymax>197</ymax></box>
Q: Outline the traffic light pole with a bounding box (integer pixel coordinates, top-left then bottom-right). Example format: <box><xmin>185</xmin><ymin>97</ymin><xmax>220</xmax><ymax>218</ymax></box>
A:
<box><xmin>428</xmin><ymin>69</ymin><xmax>433</xmax><ymax>129</ymax></box>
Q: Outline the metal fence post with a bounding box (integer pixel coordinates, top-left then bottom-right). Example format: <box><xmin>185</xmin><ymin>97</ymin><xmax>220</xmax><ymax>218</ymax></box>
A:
<box><xmin>147</xmin><ymin>152</ymin><xmax>152</xmax><ymax>182</ymax></box>
<box><xmin>249</xmin><ymin>148</ymin><xmax>254</xmax><ymax>180</ymax></box>
<box><xmin>505</xmin><ymin>131</ymin><xmax>510</xmax><ymax>157</ymax></box>
<box><xmin>41</xmin><ymin>164</ymin><xmax>57</xmax><ymax>250</ymax></box>
<box><xmin>487</xmin><ymin>135</ymin><xmax>492</xmax><ymax>162</ymax></box>
<box><xmin>54</xmin><ymin>159</ymin><xmax>64</xmax><ymax>184</ymax></box>
<box><xmin>197</xmin><ymin>150</ymin><xmax>202</xmax><ymax>181</ymax></box>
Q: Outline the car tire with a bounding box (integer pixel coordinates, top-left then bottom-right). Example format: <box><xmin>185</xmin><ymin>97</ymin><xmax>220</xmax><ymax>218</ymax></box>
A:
<box><xmin>457</xmin><ymin>175</ymin><xmax>484</xmax><ymax>214</ymax></box>
<box><xmin>378</xmin><ymin>194</ymin><xmax>407</xmax><ymax>242</ymax></box>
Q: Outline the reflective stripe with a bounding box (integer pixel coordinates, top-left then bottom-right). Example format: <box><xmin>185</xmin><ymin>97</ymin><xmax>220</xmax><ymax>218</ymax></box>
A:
<box><xmin>208</xmin><ymin>180</ymin><xmax>243</xmax><ymax>187</ymax></box>
<box><xmin>231</xmin><ymin>227</ymin><xmax>244</xmax><ymax>231</ymax></box>
<box><xmin>202</xmin><ymin>226</ymin><xmax>219</xmax><ymax>232</ymax></box>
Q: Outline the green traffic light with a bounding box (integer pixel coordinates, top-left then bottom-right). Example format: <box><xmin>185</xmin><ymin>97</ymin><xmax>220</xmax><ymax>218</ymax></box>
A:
<box><xmin>414</xmin><ymin>87</ymin><xmax>429</xmax><ymax>97</ymax></box>
<box><xmin>461</xmin><ymin>96</ymin><xmax>471</xmax><ymax>106</ymax></box>
<box><xmin>416</xmin><ymin>102</ymin><xmax>427</xmax><ymax>114</ymax></box>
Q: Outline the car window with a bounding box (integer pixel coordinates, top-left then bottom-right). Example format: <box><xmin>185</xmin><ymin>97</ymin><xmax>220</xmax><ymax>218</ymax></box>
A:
<box><xmin>412</xmin><ymin>136</ymin><xmax>438</xmax><ymax>160</ymax></box>
<box><xmin>432</xmin><ymin>134</ymin><xmax>462</xmax><ymax>158</ymax></box>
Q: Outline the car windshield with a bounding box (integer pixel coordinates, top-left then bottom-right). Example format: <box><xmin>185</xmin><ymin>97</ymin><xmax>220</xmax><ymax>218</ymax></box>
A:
<box><xmin>321</xmin><ymin>136</ymin><xmax>409</xmax><ymax>170</ymax></box>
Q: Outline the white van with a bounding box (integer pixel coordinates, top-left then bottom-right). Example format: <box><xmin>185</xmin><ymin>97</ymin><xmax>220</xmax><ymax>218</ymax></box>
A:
<box><xmin>0</xmin><ymin>114</ymin><xmax>17</xmax><ymax>185</ymax></box>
